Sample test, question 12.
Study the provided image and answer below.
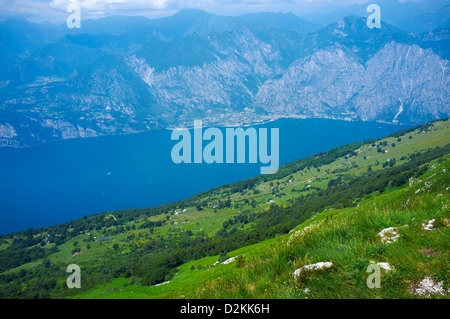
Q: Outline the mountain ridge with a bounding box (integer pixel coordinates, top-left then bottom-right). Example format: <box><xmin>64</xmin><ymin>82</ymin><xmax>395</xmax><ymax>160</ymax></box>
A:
<box><xmin>0</xmin><ymin>11</ymin><xmax>449</xmax><ymax>147</ymax></box>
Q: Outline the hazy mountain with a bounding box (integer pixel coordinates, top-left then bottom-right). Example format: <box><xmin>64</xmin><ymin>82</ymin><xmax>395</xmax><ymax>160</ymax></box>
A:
<box><xmin>400</xmin><ymin>4</ymin><xmax>450</xmax><ymax>33</ymax></box>
<box><xmin>301</xmin><ymin>0</ymin><xmax>424</xmax><ymax>26</ymax></box>
<box><xmin>0</xmin><ymin>18</ymin><xmax>60</xmax><ymax>67</ymax></box>
<box><xmin>302</xmin><ymin>0</ymin><xmax>450</xmax><ymax>32</ymax></box>
<box><xmin>235</xmin><ymin>11</ymin><xmax>322</xmax><ymax>34</ymax></box>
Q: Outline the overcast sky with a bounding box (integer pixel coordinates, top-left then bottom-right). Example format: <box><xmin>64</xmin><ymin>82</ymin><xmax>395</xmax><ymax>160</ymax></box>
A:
<box><xmin>0</xmin><ymin>0</ymin><xmax>433</xmax><ymax>23</ymax></box>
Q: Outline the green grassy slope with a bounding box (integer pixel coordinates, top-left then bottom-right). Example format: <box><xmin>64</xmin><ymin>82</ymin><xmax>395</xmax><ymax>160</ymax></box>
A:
<box><xmin>182</xmin><ymin>156</ymin><xmax>450</xmax><ymax>299</ymax></box>
<box><xmin>0</xmin><ymin>119</ymin><xmax>449</xmax><ymax>299</ymax></box>
<box><xmin>75</xmin><ymin>151</ymin><xmax>450</xmax><ymax>299</ymax></box>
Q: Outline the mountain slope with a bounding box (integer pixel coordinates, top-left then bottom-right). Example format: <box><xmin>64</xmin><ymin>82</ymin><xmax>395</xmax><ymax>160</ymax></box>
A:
<box><xmin>0</xmin><ymin>118</ymin><xmax>448</xmax><ymax>299</ymax></box>
<box><xmin>177</xmin><ymin>154</ymin><xmax>449</xmax><ymax>299</ymax></box>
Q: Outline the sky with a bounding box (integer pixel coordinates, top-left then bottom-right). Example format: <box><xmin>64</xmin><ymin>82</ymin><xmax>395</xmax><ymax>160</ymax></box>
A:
<box><xmin>0</xmin><ymin>0</ymin><xmax>438</xmax><ymax>23</ymax></box>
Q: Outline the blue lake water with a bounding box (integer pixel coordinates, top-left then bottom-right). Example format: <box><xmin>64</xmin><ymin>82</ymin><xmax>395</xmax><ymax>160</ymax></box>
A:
<box><xmin>0</xmin><ymin>118</ymin><xmax>411</xmax><ymax>234</ymax></box>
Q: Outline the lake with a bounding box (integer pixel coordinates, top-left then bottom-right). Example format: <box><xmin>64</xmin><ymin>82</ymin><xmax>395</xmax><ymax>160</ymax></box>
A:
<box><xmin>0</xmin><ymin>118</ymin><xmax>411</xmax><ymax>234</ymax></box>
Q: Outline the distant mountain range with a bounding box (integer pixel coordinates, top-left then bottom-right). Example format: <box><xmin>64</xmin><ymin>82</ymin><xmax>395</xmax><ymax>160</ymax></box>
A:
<box><xmin>0</xmin><ymin>7</ymin><xmax>449</xmax><ymax>147</ymax></box>
<box><xmin>301</xmin><ymin>0</ymin><xmax>450</xmax><ymax>32</ymax></box>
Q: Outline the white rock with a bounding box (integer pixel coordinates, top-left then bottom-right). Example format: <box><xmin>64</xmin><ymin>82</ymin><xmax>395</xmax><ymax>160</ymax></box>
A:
<box><xmin>422</xmin><ymin>219</ymin><xmax>436</xmax><ymax>231</ymax></box>
<box><xmin>376</xmin><ymin>262</ymin><xmax>392</xmax><ymax>272</ymax></box>
<box><xmin>287</xmin><ymin>224</ymin><xmax>316</xmax><ymax>245</ymax></box>
<box><xmin>413</xmin><ymin>277</ymin><xmax>446</xmax><ymax>297</ymax></box>
<box><xmin>378</xmin><ymin>227</ymin><xmax>400</xmax><ymax>243</ymax></box>
<box><xmin>294</xmin><ymin>262</ymin><xmax>333</xmax><ymax>278</ymax></box>
<box><xmin>222</xmin><ymin>257</ymin><xmax>236</xmax><ymax>265</ymax></box>
<box><xmin>154</xmin><ymin>281</ymin><xmax>170</xmax><ymax>287</ymax></box>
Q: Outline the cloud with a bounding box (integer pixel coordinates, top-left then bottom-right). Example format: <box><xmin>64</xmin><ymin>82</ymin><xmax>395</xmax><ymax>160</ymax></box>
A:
<box><xmin>0</xmin><ymin>0</ymin><xmax>429</xmax><ymax>23</ymax></box>
<box><xmin>47</xmin><ymin>0</ymin><xmax>371</xmax><ymax>13</ymax></box>
<box><xmin>50</xmin><ymin>0</ymin><xmax>173</xmax><ymax>11</ymax></box>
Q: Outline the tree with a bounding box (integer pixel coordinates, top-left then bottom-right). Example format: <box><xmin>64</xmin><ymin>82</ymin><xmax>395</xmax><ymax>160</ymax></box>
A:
<box><xmin>236</xmin><ymin>255</ymin><xmax>246</xmax><ymax>268</ymax></box>
<box><xmin>42</xmin><ymin>278</ymin><xmax>57</xmax><ymax>290</ymax></box>
<box><xmin>42</xmin><ymin>258</ymin><xmax>51</xmax><ymax>268</ymax></box>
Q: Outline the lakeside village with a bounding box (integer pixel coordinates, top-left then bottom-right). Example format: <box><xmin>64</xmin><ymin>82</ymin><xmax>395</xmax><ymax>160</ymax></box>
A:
<box><xmin>166</xmin><ymin>107</ymin><xmax>372</xmax><ymax>131</ymax></box>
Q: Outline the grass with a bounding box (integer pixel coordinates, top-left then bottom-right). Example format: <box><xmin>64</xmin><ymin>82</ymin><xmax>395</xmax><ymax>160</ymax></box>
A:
<box><xmin>174</xmin><ymin>157</ymin><xmax>449</xmax><ymax>299</ymax></box>
<box><xmin>73</xmin><ymin>237</ymin><xmax>280</xmax><ymax>299</ymax></box>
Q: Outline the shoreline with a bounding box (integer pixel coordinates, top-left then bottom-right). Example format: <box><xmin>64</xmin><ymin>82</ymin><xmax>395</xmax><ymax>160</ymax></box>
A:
<box><xmin>0</xmin><ymin>116</ymin><xmax>415</xmax><ymax>149</ymax></box>
<box><xmin>164</xmin><ymin>115</ymin><xmax>410</xmax><ymax>131</ymax></box>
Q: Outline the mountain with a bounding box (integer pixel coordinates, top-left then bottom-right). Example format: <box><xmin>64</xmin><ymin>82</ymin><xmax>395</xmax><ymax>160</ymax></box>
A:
<box><xmin>148</xmin><ymin>10</ymin><xmax>322</xmax><ymax>37</ymax></box>
<box><xmin>235</xmin><ymin>11</ymin><xmax>322</xmax><ymax>34</ymax></box>
<box><xmin>0</xmin><ymin>10</ymin><xmax>449</xmax><ymax>147</ymax></box>
<box><xmin>64</xmin><ymin>15</ymin><xmax>157</xmax><ymax>36</ymax></box>
<box><xmin>150</xmin><ymin>9</ymin><xmax>221</xmax><ymax>36</ymax></box>
<box><xmin>0</xmin><ymin>119</ymin><xmax>448</xmax><ymax>299</ymax></box>
<box><xmin>400</xmin><ymin>4</ymin><xmax>450</xmax><ymax>33</ymax></box>
<box><xmin>0</xmin><ymin>54</ymin><xmax>163</xmax><ymax>147</ymax></box>
<box><xmin>0</xmin><ymin>18</ymin><xmax>60</xmax><ymax>68</ymax></box>
<box><xmin>302</xmin><ymin>1</ymin><xmax>450</xmax><ymax>33</ymax></box>
<box><xmin>301</xmin><ymin>0</ymin><xmax>424</xmax><ymax>27</ymax></box>
<box><xmin>254</xmin><ymin>17</ymin><xmax>449</xmax><ymax>124</ymax></box>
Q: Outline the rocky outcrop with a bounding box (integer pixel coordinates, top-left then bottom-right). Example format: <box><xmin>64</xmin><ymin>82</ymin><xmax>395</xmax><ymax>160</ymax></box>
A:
<box><xmin>254</xmin><ymin>42</ymin><xmax>449</xmax><ymax>124</ymax></box>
